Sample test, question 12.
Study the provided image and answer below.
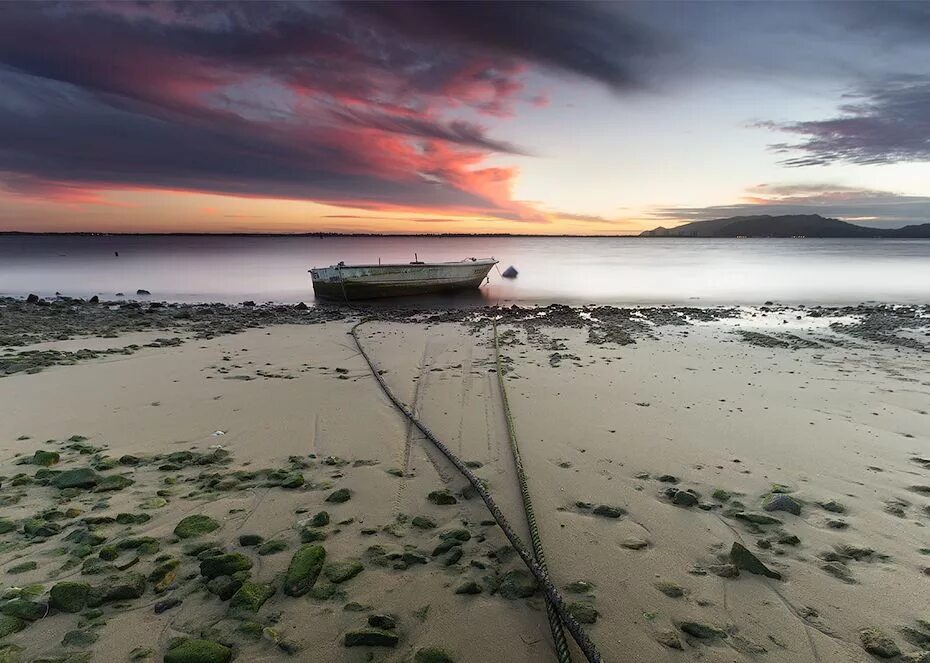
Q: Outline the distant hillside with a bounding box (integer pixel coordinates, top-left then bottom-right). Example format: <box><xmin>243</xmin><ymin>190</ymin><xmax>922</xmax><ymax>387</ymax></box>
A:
<box><xmin>640</xmin><ymin>214</ymin><xmax>930</xmax><ymax>238</ymax></box>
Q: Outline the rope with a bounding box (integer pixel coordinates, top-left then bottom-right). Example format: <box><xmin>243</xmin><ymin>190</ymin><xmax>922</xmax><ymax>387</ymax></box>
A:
<box><xmin>350</xmin><ymin>321</ymin><xmax>603</xmax><ymax>663</ymax></box>
<box><xmin>493</xmin><ymin>322</ymin><xmax>573</xmax><ymax>663</ymax></box>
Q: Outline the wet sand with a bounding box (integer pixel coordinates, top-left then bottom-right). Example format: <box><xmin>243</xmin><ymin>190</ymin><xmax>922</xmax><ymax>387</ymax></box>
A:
<box><xmin>0</xmin><ymin>300</ymin><xmax>928</xmax><ymax>663</ymax></box>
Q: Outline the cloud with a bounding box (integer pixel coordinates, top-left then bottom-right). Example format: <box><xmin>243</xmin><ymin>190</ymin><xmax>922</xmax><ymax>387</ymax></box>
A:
<box><xmin>0</xmin><ymin>1</ymin><xmax>656</xmax><ymax>224</ymax></box>
<box><xmin>650</xmin><ymin>183</ymin><xmax>930</xmax><ymax>227</ymax></box>
<box><xmin>762</xmin><ymin>77</ymin><xmax>930</xmax><ymax>166</ymax></box>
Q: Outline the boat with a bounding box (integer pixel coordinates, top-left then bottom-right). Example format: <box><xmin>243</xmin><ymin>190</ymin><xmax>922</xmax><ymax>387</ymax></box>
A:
<box><xmin>310</xmin><ymin>257</ymin><xmax>498</xmax><ymax>300</ymax></box>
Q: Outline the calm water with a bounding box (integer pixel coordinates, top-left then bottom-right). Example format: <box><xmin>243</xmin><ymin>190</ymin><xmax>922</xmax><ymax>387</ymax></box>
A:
<box><xmin>1</xmin><ymin>235</ymin><xmax>928</xmax><ymax>305</ymax></box>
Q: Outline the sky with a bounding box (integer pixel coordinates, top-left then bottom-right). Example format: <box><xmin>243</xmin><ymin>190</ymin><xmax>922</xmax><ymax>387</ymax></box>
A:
<box><xmin>1</xmin><ymin>1</ymin><xmax>930</xmax><ymax>235</ymax></box>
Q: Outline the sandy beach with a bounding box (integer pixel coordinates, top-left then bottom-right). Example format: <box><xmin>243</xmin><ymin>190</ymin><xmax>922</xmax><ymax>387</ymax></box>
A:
<box><xmin>1</xmin><ymin>298</ymin><xmax>929</xmax><ymax>663</ymax></box>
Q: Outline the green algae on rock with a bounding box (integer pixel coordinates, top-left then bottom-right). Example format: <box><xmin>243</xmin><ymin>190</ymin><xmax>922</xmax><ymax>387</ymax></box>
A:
<box><xmin>49</xmin><ymin>582</ymin><xmax>90</xmax><ymax>613</ymax></box>
<box><xmin>174</xmin><ymin>515</ymin><xmax>220</xmax><ymax>539</ymax></box>
<box><xmin>284</xmin><ymin>544</ymin><xmax>326</xmax><ymax>597</ymax></box>
<box><xmin>164</xmin><ymin>638</ymin><xmax>232</xmax><ymax>663</ymax></box>
<box><xmin>199</xmin><ymin>553</ymin><xmax>252</xmax><ymax>579</ymax></box>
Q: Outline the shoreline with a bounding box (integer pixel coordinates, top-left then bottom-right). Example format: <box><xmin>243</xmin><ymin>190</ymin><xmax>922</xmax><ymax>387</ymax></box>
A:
<box><xmin>0</xmin><ymin>299</ymin><xmax>928</xmax><ymax>662</ymax></box>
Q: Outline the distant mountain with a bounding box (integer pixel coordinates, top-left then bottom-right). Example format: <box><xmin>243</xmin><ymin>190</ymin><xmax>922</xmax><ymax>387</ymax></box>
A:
<box><xmin>640</xmin><ymin>214</ymin><xmax>930</xmax><ymax>238</ymax></box>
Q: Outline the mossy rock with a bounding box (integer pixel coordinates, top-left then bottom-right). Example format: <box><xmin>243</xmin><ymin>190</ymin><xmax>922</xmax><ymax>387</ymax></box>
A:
<box><xmin>344</xmin><ymin>629</ymin><xmax>398</xmax><ymax>647</ymax></box>
<box><xmin>300</xmin><ymin>527</ymin><xmax>327</xmax><ymax>543</ymax></box>
<box><xmin>199</xmin><ymin>553</ymin><xmax>252</xmax><ymax>579</ymax></box>
<box><xmin>174</xmin><ymin>515</ymin><xmax>220</xmax><ymax>539</ymax></box>
<box><xmin>498</xmin><ymin>570</ymin><xmax>537</xmax><ymax>599</ymax></box>
<box><xmin>284</xmin><ymin>545</ymin><xmax>326</xmax><ymax>597</ymax></box>
<box><xmin>323</xmin><ymin>560</ymin><xmax>364</xmax><ymax>584</ymax></box>
<box><xmin>62</xmin><ymin>628</ymin><xmax>99</xmax><ymax>647</ymax></box>
<box><xmin>427</xmin><ymin>490</ymin><xmax>457</xmax><ymax>505</ymax></box>
<box><xmin>7</xmin><ymin>560</ymin><xmax>38</xmax><ymax>574</ymax></box>
<box><xmin>257</xmin><ymin>540</ymin><xmax>287</xmax><ymax>556</ymax></box>
<box><xmin>49</xmin><ymin>581</ymin><xmax>90</xmax><ymax>613</ymax></box>
<box><xmin>411</xmin><ymin>516</ymin><xmax>436</xmax><ymax>530</ymax></box>
<box><xmin>86</xmin><ymin>573</ymin><xmax>146</xmax><ymax>607</ymax></box>
<box><xmin>308</xmin><ymin>511</ymin><xmax>330</xmax><ymax>527</ymax></box>
<box><xmin>23</xmin><ymin>519</ymin><xmax>61</xmax><ymax>538</ymax></box>
<box><xmin>415</xmin><ymin>647</ymin><xmax>455</xmax><ymax>663</ymax></box>
<box><xmin>0</xmin><ymin>614</ymin><xmax>26</xmax><ymax>638</ymax></box>
<box><xmin>567</xmin><ymin>601</ymin><xmax>598</xmax><ymax>624</ymax></box>
<box><xmin>0</xmin><ymin>599</ymin><xmax>45</xmax><ymax>621</ymax></box>
<box><xmin>32</xmin><ymin>450</ymin><xmax>60</xmax><ymax>467</ymax></box>
<box><xmin>325</xmin><ymin>489</ymin><xmax>351</xmax><ymax>504</ymax></box>
<box><xmin>206</xmin><ymin>575</ymin><xmax>242</xmax><ymax>601</ymax></box>
<box><xmin>148</xmin><ymin>559</ymin><xmax>181</xmax><ymax>592</ymax></box>
<box><xmin>116</xmin><ymin>513</ymin><xmax>151</xmax><ymax>525</ymax></box>
<box><xmin>228</xmin><ymin>581</ymin><xmax>275</xmax><ymax>614</ymax></box>
<box><xmin>859</xmin><ymin>627</ymin><xmax>901</xmax><ymax>658</ymax></box>
<box><xmin>99</xmin><ymin>546</ymin><xmax>119</xmax><ymax>561</ymax></box>
<box><xmin>52</xmin><ymin>468</ymin><xmax>100</xmax><ymax>490</ymax></box>
<box><xmin>0</xmin><ymin>519</ymin><xmax>14</xmax><ymax>535</ymax></box>
<box><xmin>139</xmin><ymin>497</ymin><xmax>168</xmax><ymax>510</ymax></box>
<box><xmin>238</xmin><ymin>534</ymin><xmax>264</xmax><ymax>547</ymax></box>
<box><xmin>94</xmin><ymin>475</ymin><xmax>134</xmax><ymax>492</ymax></box>
<box><xmin>164</xmin><ymin>638</ymin><xmax>231</xmax><ymax>663</ymax></box>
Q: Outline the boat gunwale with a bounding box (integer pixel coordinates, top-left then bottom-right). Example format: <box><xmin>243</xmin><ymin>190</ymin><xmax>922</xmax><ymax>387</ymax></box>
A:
<box><xmin>310</xmin><ymin>258</ymin><xmax>497</xmax><ymax>273</ymax></box>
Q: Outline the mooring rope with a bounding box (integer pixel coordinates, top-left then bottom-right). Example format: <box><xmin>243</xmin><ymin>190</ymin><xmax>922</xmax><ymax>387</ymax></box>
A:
<box><xmin>493</xmin><ymin>322</ymin><xmax>573</xmax><ymax>663</ymax></box>
<box><xmin>350</xmin><ymin>320</ymin><xmax>603</xmax><ymax>663</ymax></box>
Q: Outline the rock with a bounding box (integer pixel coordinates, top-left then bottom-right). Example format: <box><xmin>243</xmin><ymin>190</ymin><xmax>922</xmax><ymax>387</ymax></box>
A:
<box><xmin>432</xmin><ymin>539</ymin><xmax>461</xmax><ymax>556</ymax></box>
<box><xmin>116</xmin><ymin>512</ymin><xmax>151</xmax><ymax>525</ymax></box>
<box><xmin>368</xmin><ymin>614</ymin><xmax>396</xmax><ymax>630</ymax></box>
<box><xmin>174</xmin><ymin>515</ymin><xmax>220</xmax><ymax>539</ymax></box>
<box><xmin>654</xmin><ymin>629</ymin><xmax>684</xmax><ymax>649</ymax></box>
<box><xmin>730</xmin><ymin>542</ymin><xmax>781</xmax><ymax>579</ymax></box>
<box><xmin>199</xmin><ymin>553</ymin><xmax>252</xmax><ymax>579</ymax></box>
<box><xmin>86</xmin><ymin>572</ymin><xmax>146</xmax><ymax>606</ymax></box>
<box><xmin>284</xmin><ymin>544</ymin><xmax>326</xmax><ymax>596</ymax></box>
<box><xmin>592</xmin><ymin>505</ymin><xmax>624</xmax><ymax>518</ymax></box>
<box><xmin>567</xmin><ymin>601</ymin><xmax>598</xmax><ymax>624</ymax></box>
<box><xmin>26</xmin><ymin>293</ymin><xmax>39</xmax><ymax>303</ymax></box>
<box><xmin>31</xmin><ymin>450</ymin><xmax>60</xmax><ymax>467</ymax></box>
<box><xmin>258</xmin><ymin>539</ymin><xmax>287</xmax><ymax>556</ymax></box>
<box><xmin>228</xmin><ymin>581</ymin><xmax>275</xmax><ymax>614</ymax></box>
<box><xmin>344</xmin><ymin>629</ymin><xmax>399</xmax><ymax>647</ymax></box>
<box><xmin>709</xmin><ymin>563</ymin><xmax>739</xmax><ymax>578</ymax></box>
<box><xmin>671</xmin><ymin>490</ymin><xmax>699</xmax><ymax>507</ymax></box>
<box><xmin>901</xmin><ymin>653</ymin><xmax>930</xmax><ymax>663</ymax></box>
<box><xmin>323</xmin><ymin>560</ymin><xmax>364</xmax><ymax>584</ymax></box>
<box><xmin>309</xmin><ymin>511</ymin><xmax>330</xmax><ymax>527</ymax></box>
<box><xmin>300</xmin><ymin>527</ymin><xmax>327</xmax><ymax>543</ymax></box>
<box><xmin>410</xmin><ymin>516</ymin><xmax>437</xmax><ymax>531</ymax></box>
<box><xmin>414</xmin><ymin>647</ymin><xmax>455</xmax><ymax>663</ymax></box>
<box><xmin>657</xmin><ymin>475</ymin><xmax>679</xmax><ymax>483</ymax></box>
<box><xmin>0</xmin><ymin>519</ymin><xmax>14</xmax><ymax>534</ymax></box>
<box><xmin>859</xmin><ymin>627</ymin><xmax>901</xmax><ymax>658</ymax></box>
<box><xmin>565</xmin><ymin>580</ymin><xmax>595</xmax><ymax>593</ymax></box>
<box><xmin>777</xmin><ymin>533</ymin><xmax>801</xmax><ymax>546</ymax></box>
<box><xmin>238</xmin><ymin>534</ymin><xmax>264</xmax><ymax>547</ymax></box>
<box><xmin>0</xmin><ymin>614</ymin><xmax>26</xmax><ymax>638</ymax></box>
<box><xmin>501</xmin><ymin>266</ymin><xmax>518</xmax><ymax>278</ymax></box>
<box><xmin>733</xmin><ymin>512</ymin><xmax>781</xmax><ymax>525</ymax></box>
<box><xmin>325</xmin><ymin>488</ymin><xmax>352</xmax><ymax>504</ymax></box>
<box><xmin>148</xmin><ymin>559</ymin><xmax>180</xmax><ymax>592</ymax></box>
<box><xmin>207</xmin><ymin>576</ymin><xmax>242</xmax><ymax>601</ymax></box>
<box><xmin>819</xmin><ymin>500</ymin><xmax>846</xmax><ymax>514</ymax></box>
<box><xmin>154</xmin><ymin>598</ymin><xmax>181</xmax><ymax>614</ymax></box>
<box><xmin>427</xmin><ymin>489</ymin><xmax>457</xmax><ymax>505</ymax></box>
<box><xmin>164</xmin><ymin>639</ymin><xmax>231</xmax><ymax>663</ymax></box>
<box><xmin>49</xmin><ymin>581</ymin><xmax>90</xmax><ymax>612</ymax></box>
<box><xmin>679</xmin><ymin>621</ymin><xmax>727</xmax><ymax>640</ymax></box>
<box><xmin>712</xmin><ymin>489</ymin><xmax>731</xmax><ymax>502</ymax></box>
<box><xmin>621</xmin><ymin>538</ymin><xmax>649</xmax><ymax>550</ymax></box>
<box><xmin>136</xmin><ymin>289</ymin><xmax>151</xmax><ymax>296</ymax></box>
<box><xmin>822</xmin><ymin>561</ymin><xmax>855</xmax><ymax>583</ymax></box>
<box><xmin>654</xmin><ymin>581</ymin><xmax>685</xmax><ymax>598</ymax></box>
<box><xmin>444</xmin><ymin>548</ymin><xmax>463</xmax><ymax>566</ymax></box>
<box><xmin>94</xmin><ymin>474</ymin><xmax>134</xmax><ymax>492</ymax></box>
<box><xmin>455</xmin><ymin>580</ymin><xmax>482</xmax><ymax>595</ymax></box>
<box><xmin>1</xmin><ymin>599</ymin><xmax>45</xmax><ymax>621</ymax></box>
<box><xmin>52</xmin><ymin>468</ymin><xmax>100</xmax><ymax>489</ymax></box>
<box><xmin>494</xmin><ymin>568</ymin><xmax>536</xmax><ymax>598</ymax></box>
<box><xmin>763</xmin><ymin>493</ymin><xmax>802</xmax><ymax>515</ymax></box>
<box><xmin>826</xmin><ymin>519</ymin><xmax>849</xmax><ymax>530</ymax></box>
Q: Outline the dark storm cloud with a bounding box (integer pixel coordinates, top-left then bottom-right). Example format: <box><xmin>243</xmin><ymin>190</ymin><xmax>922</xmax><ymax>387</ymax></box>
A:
<box><xmin>651</xmin><ymin>184</ymin><xmax>930</xmax><ymax>227</ymax></box>
<box><xmin>764</xmin><ymin>78</ymin><xmax>930</xmax><ymax>167</ymax></box>
<box><xmin>0</xmin><ymin>0</ymin><xmax>655</xmax><ymax>215</ymax></box>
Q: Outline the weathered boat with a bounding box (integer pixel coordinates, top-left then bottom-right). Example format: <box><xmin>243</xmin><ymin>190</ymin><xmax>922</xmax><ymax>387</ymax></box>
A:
<box><xmin>310</xmin><ymin>257</ymin><xmax>497</xmax><ymax>300</ymax></box>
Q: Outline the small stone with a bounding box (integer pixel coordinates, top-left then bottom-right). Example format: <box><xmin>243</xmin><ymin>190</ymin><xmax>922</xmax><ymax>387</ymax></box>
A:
<box><xmin>859</xmin><ymin>627</ymin><xmax>901</xmax><ymax>658</ymax></box>
<box><xmin>284</xmin><ymin>544</ymin><xmax>326</xmax><ymax>596</ymax></box>
<box><xmin>7</xmin><ymin>560</ymin><xmax>39</xmax><ymax>573</ymax></box>
<box><xmin>730</xmin><ymin>542</ymin><xmax>781</xmax><ymax>579</ymax></box>
<box><xmin>455</xmin><ymin>580</ymin><xmax>482</xmax><ymax>595</ymax></box>
<box><xmin>412</xmin><ymin>516</ymin><xmax>437</xmax><ymax>529</ymax></box>
<box><xmin>94</xmin><ymin>474</ymin><xmax>134</xmax><ymax>492</ymax></box>
<box><xmin>763</xmin><ymin>493</ymin><xmax>802</xmax><ymax>516</ymax></box>
<box><xmin>155</xmin><ymin>598</ymin><xmax>181</xmax><ymax>614</ymax></box>
<box><xmin>822</xmin><ymin>561</ymin><xmax>855</xmax><ymax>583</ymax></box>
<box><xmin>712</xmin><ymin>489</ymin><xmax>731</xmax><ymax>502</ymax></box>
<box><xmin>258</xmin><ymin>539</ymin><xmax>287</xmax><ymax>556</ymax></box>
<box><xmin>819</xmin><ymin>500</ymin><xmax>846</xmax><ymax>514</ymax></box>
<box><xmin>344</xmin><ymin>629</ymin><xmax>399</xmax><ymax>647</ymax></box>
<box><xmin>323</xmin><ymin>560</ymin><xmax>364</xmax><ymax>584</ymax></box>
<box><xmin>709</xmin><ymin>564</ymin><xmax>739</xmax><ymax>578</ymax></box>
<box><xmin>414</xmin><ymin>647</ymin><xmax>455</xmax><ymax>663</ymax></box>
<box><xmin>654</xmin><ymin>629</ymin><xmax>683</xmax><ymax>649</ymax></box>
<box><xmin>52</xmin><ymin>468</ymin><xmax>100</xmax><ymax>489</ymax></box>
<box><xmin>31</xmin><ymin>450</ymin><xmax>60</xmax><ymax>467</ymax></box>
<box><xmin>148</xmin><ymin>559</ymin><xmax>180</xmax><ymax>592</ymax></box>
<box><xmin>671</xmin><ymin>490</ymin><xmax>699</xmax><ymax>507</ymax></box>
<box><xmin>309</xmin><ymin>511</ymin><xmax>330</xmax><ymax>527</ymax></box>
<box><xmin>86</xmin><ymin>572</ymin><xmax>146</xmax><ymax>606</ymax></box>
<box><xmin>654</xmin><ymin>581</ymin><xmax>685</xmax><ymax>598</ymax></box>
<box><xmin>325</xmin><ymin>488</ymin><xmax>352</xmax><ymax>503</ymax></box>
<box><xmin>777</xmin><ymin>533</ymin><xmax>800</xmax><ymax>546</ymax></box>
<box><xmin>1</xmin><ymin>599</ymin><xmax>45</xmax><ymax>621</ymax></box>
<box><xmin>733</xmin><ymin>512</ymin><xmax>781</xmax><ymax>525</ymax></box>
<box><xmin>62</xmin><ymin>629</ymin><xmax>98</xmax><ymax>647</ymax></box>
<box><xmin>679</xmin><ymin>621</ymin><xmax>727</xmax><ymax>640</ymax></box>
<box><xmin>164</xmin><ymin>639</ymin><xmax>231</xmax><ymax>663</ymax></box>
<box><xmin>238</xmin><ymin>534</ymin><xmax>264</xmax><ymax>547</ymax></box>
<box><xmin>567</xmin><ymin>601</ymin><xmax>598</xmax><ymax>624</ymax></box>
<box><xmin>621</xmin><ymin>538</ymin><xmax>648</xmax><ymax>550</ymax></box>
<box><xmin>367</xmin><ymin>614</ymin><xmax>396</xmax><ymax>630</ymax></box>
<box><xmin>0</xmin><ymin>615</ymin><xmax>26</xmax><ymax>638</ymax></box>
<box><xmin>427</xmin><ymin>489</ymin><xmax>457</xmax><ymax>505</ymax></box>
<box><xmin>592</xmin><ymin>505</ymin><xmax>624</xmax><ymax>518</ymax></box>
<box><xmin>174</xmin><ymin>515</ymin><xmax>220</xmax><ymax>539</ymax></box>
<box><xmin>826</xmin><ymin>519</ymin><xmax>849</xmax><ymax>530</ymax></box>
<box><xmin>657</xmin><ymin>475</ymin><xmax>679</xmax><ymax>483</ymax></box>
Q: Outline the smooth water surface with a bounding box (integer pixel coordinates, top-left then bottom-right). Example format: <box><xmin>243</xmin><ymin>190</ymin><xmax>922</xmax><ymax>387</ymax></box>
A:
<box><xmin>1</xmin><ymin>235</ymin><xmax>928</xmax><ymax>305</ymax></box>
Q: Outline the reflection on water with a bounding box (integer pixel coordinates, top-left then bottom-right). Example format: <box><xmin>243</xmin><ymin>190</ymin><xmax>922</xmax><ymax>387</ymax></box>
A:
<box><xmin>1</xmin><ymin>235</ymin><xmax>928</xmax><ymax>305</ymax></box>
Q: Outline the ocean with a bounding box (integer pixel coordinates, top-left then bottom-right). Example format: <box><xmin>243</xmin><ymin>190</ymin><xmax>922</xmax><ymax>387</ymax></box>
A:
<box><xmin>1</xmin><ymin>235</ymin><xmax>928</xmax><ymax>306</ymax></box>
